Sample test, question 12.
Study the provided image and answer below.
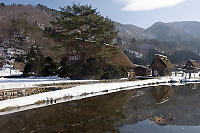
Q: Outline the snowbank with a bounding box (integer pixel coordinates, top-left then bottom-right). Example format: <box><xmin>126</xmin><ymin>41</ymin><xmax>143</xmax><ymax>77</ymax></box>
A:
<box><xmin>0</xmin><ymin>77</ymin><xmax>173</xmax><ymax>114</ymax></box>
<box><xmin>0</xmin><ymin>76</ymin><xmax>97</xmax><ymax>90</ymax></box>
<box><xmin>0</xmin><ymin>74</ymin><xmax>200</xmax><ymax>115</ymax></box>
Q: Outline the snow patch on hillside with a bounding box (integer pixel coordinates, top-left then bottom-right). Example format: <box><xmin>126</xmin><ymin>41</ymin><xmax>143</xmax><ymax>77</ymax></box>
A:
<box><xmin>0</xmin><ymin>65</ymin><xmax>22</xmax><ymax>77</ymax></box>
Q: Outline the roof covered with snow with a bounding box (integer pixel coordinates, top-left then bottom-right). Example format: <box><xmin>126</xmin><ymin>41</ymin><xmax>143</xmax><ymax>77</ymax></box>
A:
<box><xmin>150</xmin><ymin>54</ymin><xmax>173</xmax><ymax>68</ymax></box>
<box><xmin>184</xmin><ymin>59</ymin><xmax>200</xmax><ymax>69</ymax></box>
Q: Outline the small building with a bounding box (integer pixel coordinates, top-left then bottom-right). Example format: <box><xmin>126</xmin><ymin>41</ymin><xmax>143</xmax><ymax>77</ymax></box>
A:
<box><xmin>150</xmin><ymin>54</ymin><xmax>173</xmax><ymax>77</ymax></box>
<box><xmin>183</xmin><ymin>59</ymin><xmax>200</xmax><ymax>73</ymax></box>
<box><xmin>134</xmin><ymin>65</ymin><xmax>151</xmax><ymax>76</ymax></box>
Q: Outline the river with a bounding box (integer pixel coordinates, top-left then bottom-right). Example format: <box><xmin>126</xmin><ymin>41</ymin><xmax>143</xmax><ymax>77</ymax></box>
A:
<box><xmin>0</xmin><ymin>84</ymin><xmax>200</xmax><ymax>133</ymax></box>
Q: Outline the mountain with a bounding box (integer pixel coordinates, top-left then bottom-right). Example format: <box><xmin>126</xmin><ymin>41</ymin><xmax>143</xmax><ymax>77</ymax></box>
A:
<box><xmin>115</xmin><ymin>22</ymin><xmax>155</xmax><ymax>40</ymax></box>
<box><xmin>0</xmin><ymin>4</ymin><xmax>60</xmax><ymax>56</ymax></box>
<box><xmin>146</xmin><ymin>21</ymin><xmax>200</xmax><ymax>42</ymax></box>
<box><xmin>116</xmin><ymin>21</ymin><xmax>200</xmax><ymax>42</ymax></box>
<box><xmin>0</xmin><ymin>4</ymin><xmax>68</xmax><ymax>75</ymax></box>
<box><xmin>116</xmin><ymin>21</ymin><xmax>200</xmax><ymax>65</ymax></box>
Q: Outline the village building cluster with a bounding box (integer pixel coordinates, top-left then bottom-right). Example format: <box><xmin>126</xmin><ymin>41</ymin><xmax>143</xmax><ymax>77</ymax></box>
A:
<box><xmin>129</xmin><ymin>54</ymin><xmax>200</xmax><ymax>79</ymax></box>
<box><xmin>48</xmin><ymin>43</ymin><xmax>200</xmax><ymax>79</ymax></box>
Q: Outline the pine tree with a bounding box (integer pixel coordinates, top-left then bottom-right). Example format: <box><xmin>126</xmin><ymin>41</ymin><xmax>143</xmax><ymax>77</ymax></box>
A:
<box><xmin>41</xmin><ymin>57</ymin><xmax>58</xmax><ymax>77</ymax></box>
<box><xmin>50</xmin><ymin>4</ymin><xmax>118</xmax><ymax>62</ymax></box>
<box><xmin>23</xmin><ymin>46</ymin><xmax>45</xmax><ymax>76</ymax></box>
<box><xmin>48</xmin><ymin>4</ymin><xmax>125</xmax><ymax>79</ymax></box>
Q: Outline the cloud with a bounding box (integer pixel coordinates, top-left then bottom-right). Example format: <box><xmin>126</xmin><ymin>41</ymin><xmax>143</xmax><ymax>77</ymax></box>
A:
<box><xmin>115</xmin><ymin>0</ymin><xmax>186</xmax><ymax>11</ymax></box>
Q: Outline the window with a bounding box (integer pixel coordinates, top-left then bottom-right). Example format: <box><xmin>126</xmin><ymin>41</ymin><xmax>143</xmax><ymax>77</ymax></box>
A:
<box><xmin>69</xmin><ymin>56</ymin><xmax>80</xmax><ymax>61</ymax></box>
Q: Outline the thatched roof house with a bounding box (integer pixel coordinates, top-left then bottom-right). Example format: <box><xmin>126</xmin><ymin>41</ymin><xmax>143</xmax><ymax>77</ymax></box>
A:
<box><xmin>183</xmin><ymin>59</ymin><xmax>200</xmax><ymax>72</ymax></box>
<box><xmin>109</xmin><ymin>51</ymin><xmax>135</xmax><ymax>68</ymax></box>
<box><xmin>109</xmin><ymin>51</ymin><xmax>135</xmax><ymax>78</ymax></box>
<box><xmin>150</xmin><ymin>54</ymin><xmax>173</xmax><ymax>76</ymax></box>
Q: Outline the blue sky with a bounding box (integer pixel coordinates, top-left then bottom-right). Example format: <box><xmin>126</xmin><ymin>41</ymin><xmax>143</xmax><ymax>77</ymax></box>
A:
<box><xmin>1</xmin><ymin>0</ymin><xmax>199</xmax><ymax>28</ymax></box>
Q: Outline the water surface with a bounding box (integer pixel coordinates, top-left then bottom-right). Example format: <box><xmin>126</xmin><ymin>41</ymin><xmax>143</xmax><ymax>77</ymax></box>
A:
<box><xmin>0</xmin><ymin>84</ymin><xmax>200</xmax><ymax>133</ymax></box>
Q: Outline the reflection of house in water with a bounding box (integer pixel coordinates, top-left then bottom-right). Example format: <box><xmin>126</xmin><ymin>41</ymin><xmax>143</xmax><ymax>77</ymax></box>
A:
<box><xmin>0</xmin><ymin>89</ymin><xmax>135</xmax><ymax>133</ymax></box>
<box><xmin>187</xmin><ymin>83</ymin><xmax>198</xmax><ymax>90</ymax></box>
<box><xmin>150</xmin><ymin>86</ymin><xmax>175</xmax><ymax>104</ymax></box>
<box><xmin>123</xmin><ymin>84</ymin><xmax>200</xmax><ymax>128</ymax></box>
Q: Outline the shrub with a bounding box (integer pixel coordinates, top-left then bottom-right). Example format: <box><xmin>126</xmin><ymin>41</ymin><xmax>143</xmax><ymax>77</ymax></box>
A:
<box><xmin>101</xmin><ymin>64</ymin><xmax>122</xmax><ymax>79</ymax></box>
<box><xmin>57</xmin><ymin>57</ymin><xmax>128</xmax><ymax>80</ymax></box>
<box><xmin>41</xmin><ymin>57</ymin><xmax>59</xmax><ymax>77</ymax></box>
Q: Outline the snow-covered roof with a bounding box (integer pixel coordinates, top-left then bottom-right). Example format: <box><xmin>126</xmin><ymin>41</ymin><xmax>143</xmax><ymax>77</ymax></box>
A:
<box><xmin>150</xmin><ymin>54</ymin><xmax>173</xmax><ymax>68</ymax></box>
<box><xmin>155</xmin><ymin>54</ymin><xmax>167</xmax><ymax>58</ymax></box>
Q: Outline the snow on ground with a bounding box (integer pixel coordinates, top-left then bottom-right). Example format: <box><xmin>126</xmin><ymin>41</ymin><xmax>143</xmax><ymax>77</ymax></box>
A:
<box><xmin>0</xmin><ymin>65</ymin><xmax>22</xmax><ymax>77</ymax></box>
<box><xmin>0</xmin><ymin>76</ymin><xmax>97</xmax><ymax>90</ymax></box>
<box><xmin>0</xmin><ymin>76</ymin><xmax>175</xmax><ymax>112</ymax></box>
<box><xmin>171</xmin><ymin>72</ymin><xmax>200</xmax><ymax>83</ymax></box>
<box><xmin>0</xmin><ymin>73</ymin><xmax>200</xmax><ymax>114</ymax></box>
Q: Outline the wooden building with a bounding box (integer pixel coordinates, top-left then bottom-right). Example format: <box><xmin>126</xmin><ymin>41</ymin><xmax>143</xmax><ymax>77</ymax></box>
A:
<box><xmin>133</xmin><ymin>65</ymin><xmax>151</xmax><ymax>76</ymax></box>
<box><xmin>183</xmin><ymin>59</ymin><xmax>200</xmax><ymax>72</ymax></box>
<box><xmin>149</xmin><ymin>54</ymin><xmax>173</xmax><ymax>77</ymax></box>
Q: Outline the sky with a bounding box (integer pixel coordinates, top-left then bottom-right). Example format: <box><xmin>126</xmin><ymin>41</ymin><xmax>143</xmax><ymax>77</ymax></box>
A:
<box><xmin>0</xmin><ymin>0</ymin><xmax>200</xmax><ymax>28</ymax></box>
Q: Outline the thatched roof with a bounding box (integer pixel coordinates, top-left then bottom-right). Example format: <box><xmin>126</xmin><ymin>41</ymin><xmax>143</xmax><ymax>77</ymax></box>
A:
<box><xmin>134</xmin><ymin>65</ymin><xmax>149</xmax><ymax>69</ymax></box>
<box><xmin>184</xmin><ymin>59</ymin><xmax>200</xmax><ymax>69</ymax></box>
<box><xmin>150</xmin><ymin>54</ymin><xmax>173</xmax><ymax>68</ymax></box>
<box><xmin>189</xmin><ymin>60</ymin><xmax>200</xmax><ymax>68</ymax></box>
<box><xmin>109</xmin><ymin>51</ymin><xmax>135</xmax><ymax>68</ymax></box>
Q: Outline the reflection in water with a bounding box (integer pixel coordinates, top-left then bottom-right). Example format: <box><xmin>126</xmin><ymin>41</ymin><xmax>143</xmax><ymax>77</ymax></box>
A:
<box><xmin>122</xmin><ymin>84</ymin><xmax>200</xmax><ymax>133</ymax></box>
<box><xmin>120</xmin><ymin>119</ymin><xmax>200</xmax><ymax>133</ymax></box>
<box><xmin>150</xmin><ymin>86</ymin><xmax>175</xmax><ymax>104</ymax></box>
<box><xmin>0</xmin><ymin>90</ymin><xmax>134</xmax><ymax>133</ymax></box>
<box><xmin>1</xmin><ymin>84</ymin><xmax>200</xmax><ymax>133</ymax></box>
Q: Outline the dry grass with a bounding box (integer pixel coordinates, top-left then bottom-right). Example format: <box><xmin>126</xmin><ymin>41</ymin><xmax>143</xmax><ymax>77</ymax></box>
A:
<box><xmin>34</xmin><ymin>100</ymin><xmax>46</xmax><ymax>105</ymax></box>
<box><xmin>109</xmin><ymin>51</ymin><xmax>135</xmax><ymax>68</ymax></box>
<box><xmin>0</xmin><ymin>106</ymin><xmax>20</xmax><ymax>112</ymax></box>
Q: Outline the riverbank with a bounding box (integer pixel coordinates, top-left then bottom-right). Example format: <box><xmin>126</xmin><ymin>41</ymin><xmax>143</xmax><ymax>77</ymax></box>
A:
<box><xmin>0</xmin><ymin>77</ymin><xmax>128</xmax><ymax>101</ymax></box>
<box><xmin>0</xmin><ymin>74</ymin><xmax>200</xmax><ymax>115</ymax></box>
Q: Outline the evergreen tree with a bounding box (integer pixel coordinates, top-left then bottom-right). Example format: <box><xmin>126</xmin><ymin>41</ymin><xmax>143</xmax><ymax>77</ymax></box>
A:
<box><xmin>41</xmin><ymin>57</ymin><xmax>59</xmax><ymax>77</ymax></box>
<box><xmin>23</xmin><ymin>46</ymin><xmax>45</xmax><ymax>76</ymax></box>
<box><xmin>50</xmin><ymin>4</ymin><xmax>118</xmax><ymax>62</ymax></box>
<box><xmin>0</xmin><ymin>3</ymin><xmax>5</xmax><ymax>8</ymax></box>
<box><xmin>49</xmin><ymin>4</ymin><xmax>126</xmax><ymax>79</ymax></box>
